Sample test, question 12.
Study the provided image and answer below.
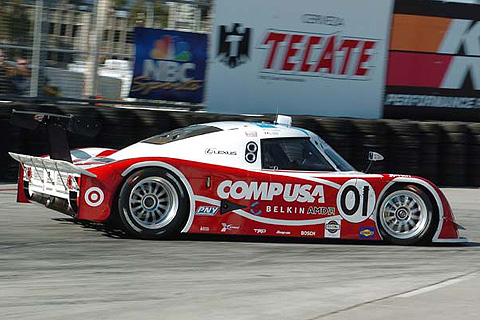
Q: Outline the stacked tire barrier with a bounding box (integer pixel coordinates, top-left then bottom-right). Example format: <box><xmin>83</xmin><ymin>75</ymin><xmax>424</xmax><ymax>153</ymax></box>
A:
<box><xmin>418</xmin><ymin>122</ymin><xmax>441</xmax><ymax>183</ymax></box>
<box><xmin>467</xmin><ymin>123</ymin><xmax>480</xmax><ymax>186</ymax></box>
<box><xmin>1</xmin><ymin>102</ymin><xmax>480</xmax><ymax>187</ymax></box>
<box><xmin>383</xmin><ymin>120</ymin><xmax>421</xmax><ymax>176</ymax></box>
<box><xmin>295</xmin><ymin>116</ymin><xmax>354</xmax><ymax>165</ymax></box>
<box><xmin>439</xmin><ymin>122</ymin><xmax>468</xmax><ymax>187</ymax></box>
<box><xmin>351</xmin><ymin>119</ymin><xmax>387</xmax><ymax>173</ymax></box>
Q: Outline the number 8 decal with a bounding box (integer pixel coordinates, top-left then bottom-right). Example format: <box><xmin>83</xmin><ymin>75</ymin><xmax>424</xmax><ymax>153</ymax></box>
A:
<box><xmin>336</xmin><ymin>179</ymin><xmax>376</xmax><ymax>223</ymax></box>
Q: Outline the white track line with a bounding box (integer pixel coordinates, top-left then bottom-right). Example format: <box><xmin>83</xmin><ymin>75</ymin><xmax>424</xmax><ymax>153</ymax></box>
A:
<box><xmin>398</xmin><ymin>272</ymin><xmax>478</xmax><ymax>298</ymax></box>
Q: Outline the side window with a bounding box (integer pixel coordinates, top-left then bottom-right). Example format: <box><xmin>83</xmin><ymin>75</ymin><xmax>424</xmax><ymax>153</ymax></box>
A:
<box><xmin>142</xmin><ymin>125</ymin><xmax>222</xmax><ymax>145</ymax></box>
<box><xmin>261</xmin><ymin>138</ymin><xmax>335</xmax><ymax>171</ymax></box>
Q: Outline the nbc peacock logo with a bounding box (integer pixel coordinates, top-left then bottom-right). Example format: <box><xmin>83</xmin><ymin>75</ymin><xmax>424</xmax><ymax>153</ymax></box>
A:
<box><xmin>149</xmin><ymin>35</ymin><xmax>192</xmax><ymax>62</ymax></box>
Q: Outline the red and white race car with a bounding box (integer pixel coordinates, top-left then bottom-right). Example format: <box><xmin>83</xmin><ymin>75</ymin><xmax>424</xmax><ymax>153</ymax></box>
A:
<box><xmin>10</xmin><ymin>114</ymin><xmax>466</xmax><ymax>245</ymax></box>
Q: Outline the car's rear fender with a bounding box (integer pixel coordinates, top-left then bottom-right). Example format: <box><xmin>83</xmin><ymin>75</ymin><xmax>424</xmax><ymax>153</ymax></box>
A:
<box><xmin>78</xmin><ymin>158</ymin><xmax>195</xmax><ymax>225</ymax></box>
<box><xmin>119</xmin><ymin>160</ymin><xmax>196</xmax><ymax>233</ymax></box>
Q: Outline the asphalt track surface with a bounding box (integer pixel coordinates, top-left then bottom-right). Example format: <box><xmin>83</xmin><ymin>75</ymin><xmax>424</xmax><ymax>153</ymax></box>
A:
<box><xmin>0</xmin><ymin>185</ymin><xmax>479</xmax><ymax>320</ymax></box>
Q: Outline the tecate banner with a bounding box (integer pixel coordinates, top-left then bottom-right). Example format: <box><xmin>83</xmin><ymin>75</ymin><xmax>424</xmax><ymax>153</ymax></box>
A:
<box><xmin>207</xmin><ymin>0</ymin><xmax>393</xmax><ymax>118</ymax></box>
<box><xmin>129</xmin><ymin>27</ymin><xmax>207</xmax><ymax>103</ymax></box>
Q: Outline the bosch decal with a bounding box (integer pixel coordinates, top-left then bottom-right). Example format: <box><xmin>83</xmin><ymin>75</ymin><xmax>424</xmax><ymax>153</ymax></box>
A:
<box><xmin>301</xmin><ymin>230</ymin><xmax>316</xmax><ymax>237</ymax></box>
<box><xmin>217</xmin><ymin>180</ymin><xmax>325</xmax><ymax>203</ymax></box>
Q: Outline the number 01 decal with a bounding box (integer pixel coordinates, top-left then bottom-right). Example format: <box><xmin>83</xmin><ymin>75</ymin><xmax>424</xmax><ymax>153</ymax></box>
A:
<box><xmin>336</xmin><ymin>179</ymin><xmax>376</xmax><ymax>223</ymax></box>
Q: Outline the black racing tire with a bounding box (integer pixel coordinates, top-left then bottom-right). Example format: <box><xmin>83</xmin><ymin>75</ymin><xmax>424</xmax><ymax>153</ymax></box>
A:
<box><xmin>376</xmin><ymin>185</ymin><xmax>438</xmax><ymax>245</ymax></box>
<box><xmin>117</xmin><ymin>168</ymin><xmax>189</xmax><ymax>239</ymax></box>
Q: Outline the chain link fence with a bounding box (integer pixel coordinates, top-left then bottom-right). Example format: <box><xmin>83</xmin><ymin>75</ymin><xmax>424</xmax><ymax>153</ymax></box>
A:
<box><xmin>0</xmin><ymin>0</ymin><xmax>212</xmax><ymax>104</ymax></box>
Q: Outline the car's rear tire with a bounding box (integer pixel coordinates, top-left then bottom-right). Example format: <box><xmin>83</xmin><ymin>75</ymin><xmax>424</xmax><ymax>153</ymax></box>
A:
<box><xmin>377</xmin><ymin>185</ymin><xmax>437</xmax><ymax>245</ymax></box>
<box><xmin>117</xmin><ymin>168</ymin><xmax>189</xmax><ymax>239</ymax></box>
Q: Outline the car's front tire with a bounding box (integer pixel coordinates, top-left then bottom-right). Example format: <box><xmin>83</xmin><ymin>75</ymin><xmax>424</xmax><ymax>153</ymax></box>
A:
<box><xmin>377</xmin><ymin>185</ymin><xmax>437</xmax><ymax>245</ymax></box>
<box><xmin>117</xmin><ymin>168</ymin><xmax>189</xmax><ymax>239</ymax></box>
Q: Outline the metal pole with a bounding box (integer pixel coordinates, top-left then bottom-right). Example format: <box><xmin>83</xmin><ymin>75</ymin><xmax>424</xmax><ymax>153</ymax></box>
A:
<box><xmin>85</xmin><ymin>0</ymin><xmax>99</xmax><ymax>97</ymax></box>
<box><xmin>85</xmin><ymin>0</ymin><xmax>110</xmax><ymax>97</ymax></box>
<box><xmin>146</xmin><ymin>1</ymin><xmax>154</xmax><ymax>28</ymax></box>
<box><xmin>30</xmin><ymin>0</ymin><xmax>43</xmax><ymax>97</ymax></box>
<box><xmin>194</xmin><ymin>5</ymin><xmax>201</xmax><ymax>32</ymax></box>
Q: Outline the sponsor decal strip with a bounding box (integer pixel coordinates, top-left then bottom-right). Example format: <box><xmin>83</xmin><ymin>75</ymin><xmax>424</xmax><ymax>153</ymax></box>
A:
<box><xmin>194</xmin><ymin>195</ymin><xmax>221</xmax><ymax>206</ymax></box>
<box><xmin>232</xmin><ymin>209</ymin><xmax>336</xmax><ymax>226</ymax></box>
<box><xmin>217</xmin><ymin>180</ymin><xmax>326</xmax><ymax>203</ymax></box>
<box><xmin>252</xmin><ymin>170</ymin><xmax>342</xmax><ymax>189</ymax></box>
<box><xmin>194</xmin><ymin>195</ymin><xmax>339</xmax><ymax>226</ymax></box>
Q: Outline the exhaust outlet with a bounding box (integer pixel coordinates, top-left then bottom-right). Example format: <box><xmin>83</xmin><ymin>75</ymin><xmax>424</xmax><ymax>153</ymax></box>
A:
<box><xmin>31</xmin><ymin>193</ymin><xmax>77</xmax><ymax>217</ymax></box>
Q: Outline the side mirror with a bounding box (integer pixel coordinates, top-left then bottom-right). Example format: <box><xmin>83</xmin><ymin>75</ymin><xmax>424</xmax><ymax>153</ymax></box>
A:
<box><xmin>364</xmin><ymin>151</ymin><xmax>384</xmax><ymax>173</ymax></box>
<box><xmin>368</xmin><ymin>151</ymin><xmax>384</xmax><ymax>162</ymax></box>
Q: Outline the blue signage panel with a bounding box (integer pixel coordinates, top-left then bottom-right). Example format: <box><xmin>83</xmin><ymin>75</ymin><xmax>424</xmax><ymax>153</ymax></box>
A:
<box><xmin>129</xmin><ymin>27</ymin><xmax>207</xmax><ymax>103</ymax></box>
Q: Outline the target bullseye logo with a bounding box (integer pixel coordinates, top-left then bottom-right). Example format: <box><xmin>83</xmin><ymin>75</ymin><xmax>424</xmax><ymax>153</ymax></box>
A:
<box><xmin>85</xmin><ymin>187</ymin><xmax>104</xmax><ymax>207</ymax></box>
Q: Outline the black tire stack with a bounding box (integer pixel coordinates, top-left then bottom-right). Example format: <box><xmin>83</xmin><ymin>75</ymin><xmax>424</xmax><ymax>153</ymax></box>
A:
<box><xmin>4</xmin><ymin>102</ymin><xmax>480</xmax><ymax>187</ymax></box>
<box><xmin>383</xmin><ymin>120</ymin><xmax>421</xmax><ymax>176</ymax></box>
<box><xmin>351</xmin><ymin>119</ymin><xmax>388</xmax><ymax>173</ymax></box>
<box><xmin>91</xmin><ymin>107</ymin><xmax>142</xmax><ymax>150</ymax></box>
<box><xmin>309</xmin><ymin>117</ymin><xmax>354</xmax><ymax>166</ymax></box>
<box><xmin>0</xmin><ymin>105</ymin><xmax>22</xmax><ymax>181</ymax></box>
<box><xmin>418</xmin><ymin>122</ymin><xmax>441</xmax><ymax>184</ymax></box>
<box><xmin>438</xmin><ymin>122</ymin><xmax>468</xmax><ymax>186</ymax></box>
<box><xmin>466</xmin><ymin>123</ymin><xmax>480</xmax><ymax>186</ymax></box>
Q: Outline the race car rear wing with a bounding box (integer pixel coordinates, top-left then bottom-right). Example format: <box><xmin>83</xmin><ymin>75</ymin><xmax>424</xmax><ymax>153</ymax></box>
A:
<box><xmin>9</xmin><ymin>152</ymin><xmax>97</xmax><ymax>216</ymax></box>
<box><xmin>9</xmin><ymin>152</ymin><xmax>97</xmax><ymax>178</ymax></box>
<box><xmin>9</xmin><ymin>109</ymin><xmax>101</xmax><ymax>163</ymax></box>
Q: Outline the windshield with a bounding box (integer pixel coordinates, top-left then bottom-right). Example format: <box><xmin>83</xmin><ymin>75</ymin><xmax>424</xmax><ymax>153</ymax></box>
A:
<box><xmin>142</xmin><ymin>125</ymin><xmax>222</xmax><ymax>145</ymax></box>
<box><xmin>312</xmin><ymin>136</ymin><xmax>356</xmax><ymax>171</ymax></box>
